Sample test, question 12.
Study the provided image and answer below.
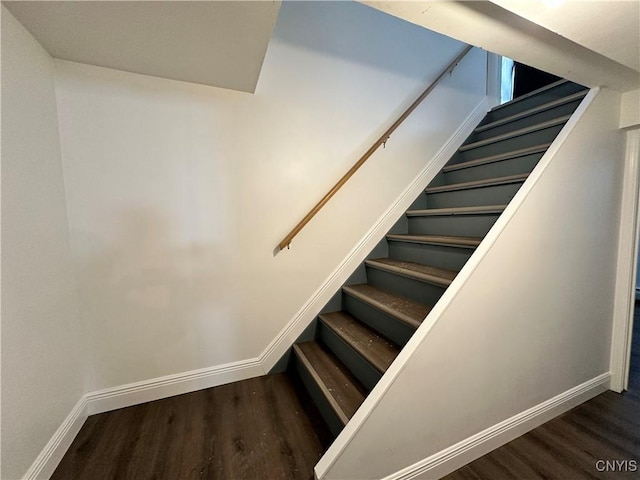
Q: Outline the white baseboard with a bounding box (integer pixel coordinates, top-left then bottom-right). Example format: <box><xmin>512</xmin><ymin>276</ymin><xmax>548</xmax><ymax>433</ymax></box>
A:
<box><xmin>22</xmin><ymin>358</ymin><xmax>262</xmax><ymax>479</ymax></box>
<box><xmin>86</xmin><ymin>357</ymin><xmax>263</xmax><ymax>415</ymax></box>
<box><xmin>20</xmin><ymin>96</ymin><xmax>489</xmax><ymax>480</ymax></box>
<box><xmin>22</xmin><ymin>397</ymin><xmax>89</xmax><ymax>480</ymax></box>
<box><xmin>384</xmin><ymin>372</ymin><xmax>611</xmax><ymax>480</ymax></box>
<box><xmin>261</xmin><ymin>97</ymin><xmax>490</xmax><ymax>372</ymax></box>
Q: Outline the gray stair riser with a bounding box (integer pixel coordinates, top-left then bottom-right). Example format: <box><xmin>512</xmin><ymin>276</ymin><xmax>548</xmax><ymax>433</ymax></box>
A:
<box><xmin>428</xmin><ymin>171</ymin><xmax>447</xmax><ymax>188</ymax></box>
<box><xmin>292</xmin><ymin>354</ymin><xmax>344</xmax><ymax>437</ymax></box>
<box><xmin>365</xmin><ymin>267</ymin><xmax>447</xmax><ymax>306</ymax></box>
<box><xmin>444</xmin><ymin>152</ymin><xmax>544</xmax><ymax>183</ymax></box>
<box><xmin>425</xmin><ymin>182</ymin><xmax>523</xmax><ymax>209</ymax></box>
<box><xmin>408</xmin><ymin>213</ymin><xmax>500</xmax><ymax>237</ymax></box>
<box><xmin>408</xmin><ymin>194</ymin><xmax>428</xmax><ymax>212</ymax></box>
<box><xmin>342</xmin><ymin>293</ymin><xmax>415</xmax><ymax>346</ymax></box>
<box><xmin>269</xmin><ymin>349</ymin><xmax>292</xmax><ymax>375</ymax></box>
<box><xmin>320</xmin><ymin>291</ymin><xmax>343</xmax><ymax>315</ymax></box>
<box><xmin>388</xmin><ymin>241</ymin><xmax>475</xmax><ymax>271</ymax></box>
<box><xmin>455</xmin><ymin>124</ymin><xmax>565</xmax><ymax>163</ymax></box>
<box><xmin>318</xmin><ymin>322</ymin><xmax>381</xmax><ymax>392</ymax></box>
<box><xmin>470</xmin><ymin>99</ymin><xmax>583</xmax><ymax>142</ymax></box>
<box><xmin>389</xmin><ymin>214</ymin><xmax>410</xmax><ymax>235</ymax></box>
<box><xmin>481</xmin><ymin>83</ymin><xmax>586</xmax><ymax>124</ymax></box>
<box><xmin>269</xmin><ymin>319</ymin><xmax>319</xmax><ymax>374</ymax></box>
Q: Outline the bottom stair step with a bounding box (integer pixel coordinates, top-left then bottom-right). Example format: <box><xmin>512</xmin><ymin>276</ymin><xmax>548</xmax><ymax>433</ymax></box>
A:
<box><xmin>293</xmin><ymin>342</ymin><xmax>366</xmax><ymax>428</ymax></box>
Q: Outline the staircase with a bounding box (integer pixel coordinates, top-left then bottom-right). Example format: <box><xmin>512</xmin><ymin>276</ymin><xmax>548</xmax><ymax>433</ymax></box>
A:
<box><xmin>287</xmin><ymin>79</ymin><xmax>589</xmax><ymax>445</ymax></box>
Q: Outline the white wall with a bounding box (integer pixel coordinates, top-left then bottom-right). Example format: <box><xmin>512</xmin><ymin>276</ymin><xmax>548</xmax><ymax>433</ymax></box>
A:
<box><xmin>621</xmin><ymin>89</ymin><xmax>640</xmax><ymax>130</ymax></box>
<box><xmin>319</xmin><ymin>89</ymin><xmax>625</xmax><ymax>479</ymax></box>
<box><xmin>54</xmin><ymin>1</ymin><xmax>486</xmax><ymax>393</ymax></box>
<box><xmin>1</xmin><ymin>7</ymin><xmax>85</xmax><ymax>479</ymax></box>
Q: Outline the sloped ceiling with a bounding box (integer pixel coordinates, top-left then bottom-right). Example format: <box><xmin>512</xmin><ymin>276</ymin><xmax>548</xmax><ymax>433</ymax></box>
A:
<box><xmin>362</xmin><ymin>0</ymin><xmax>640</xmax><ymax>92</ymax></box>
<box><xmin>493</xmin><ymin>0</ymin><xmax>639</xmax><ymax>73</ymax></box>
<box><xmin>2</xmin><ymin>0</ymin><xmax>281</xmax><ymax>93</ymax></box>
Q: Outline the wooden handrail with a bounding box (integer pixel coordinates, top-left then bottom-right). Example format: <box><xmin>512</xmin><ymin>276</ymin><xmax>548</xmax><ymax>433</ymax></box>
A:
<box><xmin>278</xmin><ymin>45</ymin><xmax>473</xmax><ymax>250</ymax></box>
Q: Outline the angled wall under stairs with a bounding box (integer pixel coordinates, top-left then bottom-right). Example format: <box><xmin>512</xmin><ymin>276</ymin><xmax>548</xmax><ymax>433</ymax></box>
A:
<box><xmin>284</xmin><ymin>79</ymin><xmax>589</xmax><ymax>444</ymax></box>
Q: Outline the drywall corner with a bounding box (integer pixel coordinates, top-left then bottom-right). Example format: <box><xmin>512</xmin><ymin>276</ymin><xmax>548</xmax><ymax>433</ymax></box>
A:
<box><xmin>1</xmin><ymin>6</ymin><xmax>85</xmax><ymax>479</ymax></box>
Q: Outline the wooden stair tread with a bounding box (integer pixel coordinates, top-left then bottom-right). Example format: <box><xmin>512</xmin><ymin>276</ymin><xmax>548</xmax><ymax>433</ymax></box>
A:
<box><xmin>442</xmin><ymin>144</ymin><xmax>551</xmax><ymax>173</ymax></box>
<box><xmin>366</xmin><ymin>258</ymin><xmax>456</xmax><ymax>287</ymax></box>
<box><xmin>386</xmin><ymin>233</ymin><xmax>481</xmax><ymax>248</ymax></box>
<box><xmin>476</xmin><ymin>90</ymin><xmax>588</xmax><ymax>133</ymax></box>
<box><xmin>459</xmin><ymin>115</ymin><xmax>571</xmax><ymax>152</ymax></box>
<box><xmin>293</xmin><ymin>342</ymin><xmax>366</xmax><ymax>425</ymax></box>
<box><xmin>425</xmin><ymin>173</ymin><xmax>528</xmax><ymax>194</ymax></box>
<box><xmin>319</xmin><ymin>311</ymin><xmax>400</xmax><ymax>374</ymax></box>
<box><xmin>406</xmin><ymin>205</ymin><xmax>506</xmax><ymax>217</ymax></box>
<box><xmin>343</xmin><ymin>284</ymin><xmax>432</xmax><ymax>329</ymax></box>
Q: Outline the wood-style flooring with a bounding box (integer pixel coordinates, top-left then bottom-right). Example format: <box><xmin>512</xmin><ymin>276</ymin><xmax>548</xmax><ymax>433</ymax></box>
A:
<box><xmin>444</xmin><ymin>303</ymin><xmax>640</xmax><ymax>480</ymax></box>
<box><xmin>51</xmin><ymin>374</ymin><xmax>324</xmax><ymax>480</ymax></box>
<box><xmin>53</xmin><ymin>304</ymin><xmax>640</xmax><ymax>480</ymax></box>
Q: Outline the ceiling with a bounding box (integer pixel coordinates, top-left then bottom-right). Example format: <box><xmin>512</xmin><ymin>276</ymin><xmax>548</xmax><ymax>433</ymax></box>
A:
<box><xmin>4</xmin><ymin>0</ymin><xmax>638</xmax><ymax>93</ymax></box>
<box><xmin>2</xmin><ymin>0</ymin><xmax>281</xmax><ymax>93</ymax></box>
<box><xmin>493</xmin><ymin>0</ymin><xmax>640</xmax><ymax>73</ymax></box>
<box><xmin>363</xmin><ymin>0</ymin><xmax>640</xmax><ymax>92</ymax></box>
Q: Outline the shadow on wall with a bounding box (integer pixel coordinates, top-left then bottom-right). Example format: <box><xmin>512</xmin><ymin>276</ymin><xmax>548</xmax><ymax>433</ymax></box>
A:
<box><xmin>271</xmin><ymin>1</ymin><xmax>459</xmax><ymax>79</ymax></box>
<box><xmin>76</xmin><ymin>207</ymin><xmax>240</xmax><ymax>390</ymax></box>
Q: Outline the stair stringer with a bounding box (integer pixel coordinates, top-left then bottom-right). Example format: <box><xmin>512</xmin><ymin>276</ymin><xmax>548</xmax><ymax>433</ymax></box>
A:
<box><xmin>316</xmin><ymin>87</ymin><xmax>627</xmax><ymax>480</ymax></box>
<box><xmin>260</xmin><ymin>97</ymin><xmax>490</xmax><ymax>372</ymax></box>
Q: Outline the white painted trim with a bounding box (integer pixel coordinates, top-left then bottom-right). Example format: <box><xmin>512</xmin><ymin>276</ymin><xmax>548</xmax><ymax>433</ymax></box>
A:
<box><xmin>22</xmin><ymin>397</ymin><xmax>89</xmax><ymax>480</ymax></box>
<box><xmin>22</xmin><ymin>357</ymin><xmax>262</xmax><ymax>478</ymax></box>
<box><xmin>86</xmin><ymin>357</ymin><xmax>263</xmax><ymax>415</ymax></box>
<box><xmin>485</xmin><ymin>52</ymin><xmax>501</xmax><ymax>110</ymax></box>
<box><xmin>611</xmin><ymin>127</ymin><xmax>640</xmax><ymax>392</ymax></box>
<box><xmin>383</xmin><ymin>373</ymin><xmax>611</xmax><ymax>480</ymax></box>
<box><xmin>19</xmin><ymin>76</ymin><xmax>490</xmax><ymax>480</ymax></box>
<box><xmin>261</xmin><ymin>97</ymin><xmax>490</xmax><ymax>372</ymax></box>
<box><xmin>315</xmin><ymin>88</ymin><xmax>600</xmax><ymax>480</ymax></box>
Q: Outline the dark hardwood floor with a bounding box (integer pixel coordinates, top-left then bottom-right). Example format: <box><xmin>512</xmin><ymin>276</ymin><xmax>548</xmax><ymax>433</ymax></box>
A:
<box><xmin>53</xmin><ymin>305</ymin><xmax>639</xmax><ymax>480</ymax></box>
<box><xmin>52</xmin><ymin>374</ymin><xmax>324</xmax><ymax>480</ymax></box>
<box><xmin>443</xmin><ymin>303</ymin><xmax>640</xmax><ymax>480</ymax></box>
